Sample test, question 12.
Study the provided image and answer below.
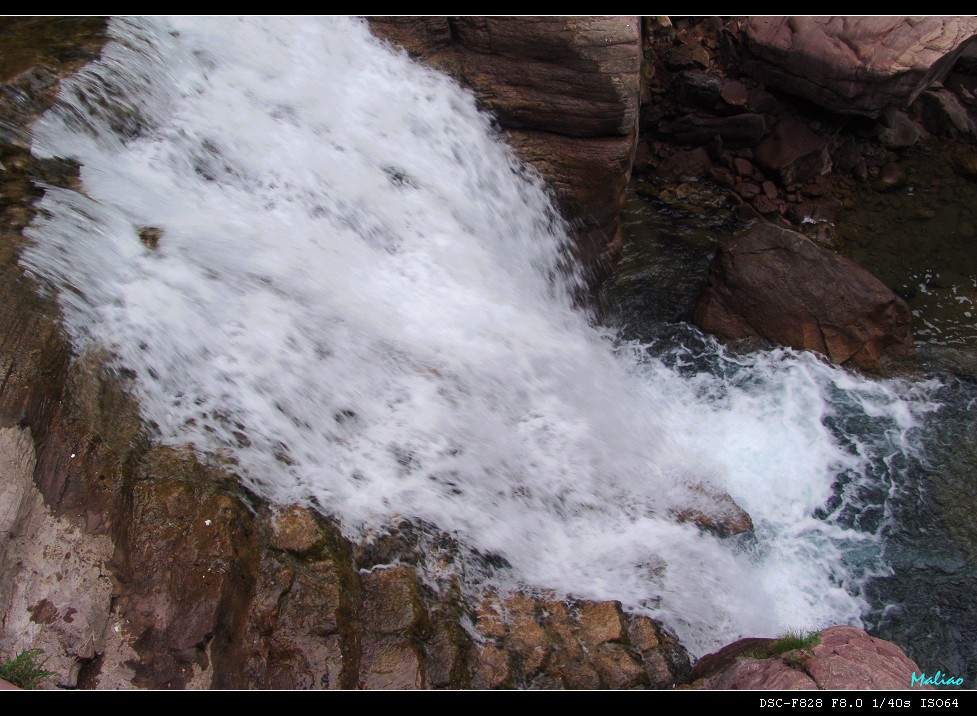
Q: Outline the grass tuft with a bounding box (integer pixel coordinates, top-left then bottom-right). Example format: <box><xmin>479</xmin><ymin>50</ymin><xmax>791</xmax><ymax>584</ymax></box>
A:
<box><xmin>745</xmin><ymin>629</ymin><xmax>822</xmax><ymax>659</ymax></box>
<box><xmin>0</xmin><ymin>648</ymin><xmax>55</xmax><ymax>689</ymax></box>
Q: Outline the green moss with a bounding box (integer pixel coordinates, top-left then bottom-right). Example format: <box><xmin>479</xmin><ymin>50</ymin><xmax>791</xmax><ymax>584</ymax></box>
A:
<box><xmin>745</xmin><ymin>630</ymin><xmax>822</xmax><ymax>659</ymax></box>
<box><xmin>0</xmin><ymin>649</ymin><xmax>55</xmax><ymax>689</ymax></box>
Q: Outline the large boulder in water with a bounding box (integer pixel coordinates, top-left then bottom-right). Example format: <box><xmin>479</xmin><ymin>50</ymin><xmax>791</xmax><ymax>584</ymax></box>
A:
<box><xmin>690</xmin><ymin>626</ymin><xmax>932</xmax><ymax>690</ymax></box>
<box><xmin>368</xmin><ymin>16</ymin><xmax>642</xmax><ymax>282</ymax></box>
<box><xmin>739</xmin><ymin>16</ymin><xmax>977</xmax><ymax>117</ymax></box>
<box><xmin>693</xmin><ymin>224</ymin><xmax>915</xmax><ymax>371</ymax></box>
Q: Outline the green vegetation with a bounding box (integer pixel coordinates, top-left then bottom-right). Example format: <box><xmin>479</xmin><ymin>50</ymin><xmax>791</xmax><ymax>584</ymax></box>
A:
<box><xmin>0</xmin><ymin>648</ymin><xmax>55</xmax><ymax>689</ymax></box>
<box><xmin>745</xmin><ymin>629</ymin><xmax>822</xmax><ymax>660</ymax></box>
<box><xmin>770</xmin><ymin>629</ymin><xmax>822</xmax><ymax>654</ymax></box>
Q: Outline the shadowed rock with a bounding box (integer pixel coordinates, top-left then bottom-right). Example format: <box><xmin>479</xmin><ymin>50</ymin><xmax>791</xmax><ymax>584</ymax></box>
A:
<box><xmin>694</xmin><ymin>223</ymin><xmax>915</xmax><ymax>371</ymax></box>
<box><xmin>754</xmin><ymin>118</ymin><xmax>831</xmax><ymax>186</ymax></box>
<box><xmin>740</xmin><ymin>17</ymin><xmax>977</xmax><ymax>117</ymax></box>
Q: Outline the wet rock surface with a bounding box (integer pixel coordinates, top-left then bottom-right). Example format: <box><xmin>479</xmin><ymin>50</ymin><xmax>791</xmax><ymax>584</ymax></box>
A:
<box><xmin>693</xmin><ymin>223</ymin><xmax>915</xmax><ymax>371</ymax></box>
<box><xmin>0</xmin><ymin>22</ymin><xmax>693</xmax><ymax>689</ymax></box>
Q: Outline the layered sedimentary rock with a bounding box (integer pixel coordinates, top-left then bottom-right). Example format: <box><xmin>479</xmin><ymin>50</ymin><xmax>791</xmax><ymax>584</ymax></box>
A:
<box><xmin>693</xmin><ymin>223</ymin><xmax>915</xmax><ymax>371</ymax></box>
<box><xmin>368</xmin><ymin>17</ymin><xmax>643</xmax><ymax>281</ymax></box>
<box><xmin>740</xmin><ymin>16</ymin><xmax>977</xmax><ymax>117</ymax></box>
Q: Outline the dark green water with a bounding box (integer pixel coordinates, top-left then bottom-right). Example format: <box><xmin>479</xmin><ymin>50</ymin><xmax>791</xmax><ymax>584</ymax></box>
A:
<box><xmin>604</xmin><ymin>173</ymin><xmax>977</xmax><ymax>688</ymax></box>
<box><xmin>840</xmin><ymin>148</ymin><xmax>977</xmax><ymax>688</ymax></box>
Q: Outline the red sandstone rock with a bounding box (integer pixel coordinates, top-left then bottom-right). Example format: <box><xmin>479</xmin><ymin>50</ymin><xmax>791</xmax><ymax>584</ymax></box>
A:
<box><xmin>691</xmin><ymin>626</ymin><xmax>932</xmax><ymax>690</ymax></box>
<box><xmin>740</xmin><ymin>17</ymin><xmax>977</xmax><ymax>117</ymax></box>
<box><xmin>755</xmin><ymin>118</ymin><xmax>831</xmax><ymax>185</ymax></box>
<box><xmin>694</xmin><ymin>223</ymin><xmax>915</xmax><ymax>371</ymax></box>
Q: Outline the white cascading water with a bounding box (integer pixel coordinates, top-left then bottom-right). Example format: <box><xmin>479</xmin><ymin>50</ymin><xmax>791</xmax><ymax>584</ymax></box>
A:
<box><xmin>21</xmin><ymin>17</ymin><xmax>935</xmax><ymax>656</ymax></box>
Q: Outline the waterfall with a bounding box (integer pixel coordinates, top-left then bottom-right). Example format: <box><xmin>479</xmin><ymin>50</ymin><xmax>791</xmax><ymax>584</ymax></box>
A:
<box><xmin>20</xmin><ymin>16</ymin><xmax>936</xmax><ymax>656</ymax></box>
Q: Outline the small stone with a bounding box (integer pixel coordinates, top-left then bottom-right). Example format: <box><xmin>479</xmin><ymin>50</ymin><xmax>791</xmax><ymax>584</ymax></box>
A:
<box><xmin>747</xmin><ymin>87</ymin><xmax>779</xmax><ymax>113</ymax></box>
<box><xmin>627</xmin><ymin>616</ymin><xmax>661</xmax><ymax>652</ymax></box>
<box><xmin>674</xmin><ymin>71</ymin><xmax>723</xmax><ymax>109</ymax></box>
<box><xmin>269</xmin><ymin>505</ymin><xmax>321</xmax><ymax>555</ymax></box>
<box><xmin>916</xmin><ymin>88</ymin><xmax>976</xmax><ymax>137</ymax></box>
<box><xmin>762</xmin><ymin>180</ymin><xmax>778</xmax><ymax>200</ymax></box>
<box><xmin>359</xmin><ymin>636</ymin><xmax>423</xmax><ymax>689</ymax></box>
<box><xmin>576</xmin><ymin>601</ymin><xmax>624</xmax><ymax>647</ymax></box>
<box><xmin>912</xmin><ymin>207</ymin><xmax>937</xmax><ymax>221</ymax></box>
<box><xmin>755</xmin><ymin>118</ymin><xmax>832</xmax><ymax>185</ymax></box>
<box><xmin>951</xmin><ymin>145</ymin><xmax>977</xmax><ymax>177</ymax></box>
<box><xmin>708</xmin><ymin>165</ymin><xmax>736</xmax><ymax>189</ymax></box>
<box><xmin>360</xmin><ymin>566</ymin><xmax>422</xmax><ymax>635</ymax></box>
<box><xmin>656</xmin><ymin>146</ymin><xmax>712</xmax><ymax>181</ymax></box>
<box><xmin>737</xmin><ymin>181</ymin><xmax>760</xmax><ymax>199</ymax></box>
<box><xmin>674</xmin><ymin>486</ymin><xmax>754</xmax><ymax>537</ymax></box>
<box><xmin>475</xmin><ymin>595</ymin><xmax>507</xmax><ymax>639</ymax></box>
<box><xmin>720</xmin><ymin>79</ymin><xmax>749</xmax><ymax>107</ymax></box>
<box><xmin>753</xmin><ymin>194</ymin><xmax>779</xmax><ymax>215</ymax></box>
<box><xmin>658</xmin><ymin>112</ymin><xmax>766</xmax><ymax>146</ymax></box>
<box><xmin>137</xmin><ymin>226</ymin><xmax>162</xmax><ymax>250</ymax></box>
<box><xmin>474</xmin><ymin>643</ymin><xmax>510</xmax><ymax>689</ymax></box>
<box><xmin>665</xmin><ymin>43</ymin><xmax>710</xmax><ymax>70</ymax></box>
<box><xmin>877</xmin><ymin>108</ymin><xmax>921</xmax><ymax>148</ymax></box>
<box><xmin>591</xmin><ymin>644</ymin><xmax>647</xmax><ymax>688</ymax></box>
<box><xmin>799</xmin><ymin>222</ymin><xmax>839</xmax><ymax>248</ymax></box>
<box><xmin>876</xmin><ymin>163</ymin><xmax>908</xmax><ymax>192</ymax></box>
<box><xmin>733</xmin><ymin>157</ymin><xmax>753</xmax><ymax>176</ymax></box>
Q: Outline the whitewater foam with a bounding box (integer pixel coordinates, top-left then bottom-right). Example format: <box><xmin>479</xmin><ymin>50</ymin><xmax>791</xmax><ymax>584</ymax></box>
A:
<box><xmin>21</xmin><ymin>16</ymin><xmax>936</xmax><ymax>655</ymax></box>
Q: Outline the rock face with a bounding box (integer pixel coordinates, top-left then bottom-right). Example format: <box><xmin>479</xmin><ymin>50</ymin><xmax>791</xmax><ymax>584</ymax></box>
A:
<box><xmin>693</xmin><ymin>223</ymin><xmax>915</xmax><ymax>371</ymax></box>
<box><xmin>691</xmin><ymin>626</ymin><xmax>932</xmax><ymax>690</ymax></box>
<box><xmin>368</xmin><ymin>16</ymin><xmax>642</xmax><ymax>282</ymax></box>
<box><xmin>740</xmin><ymin>17</ymin><xmax>977</xmax><ymax>117</ymax></box>
<box><xmin>0</xmin><ymin>172</ymin><xmax>693</xmax><ymax>690</ymax></box>
<box><xmin>0</xmin><ymin>22</ymin><xmax>691</xmax><ymax>689</ymax></box>
<box><xmin>754</xmin><ymin>118</ymin><xmax>831</xmax><ymax>186</ymax></box>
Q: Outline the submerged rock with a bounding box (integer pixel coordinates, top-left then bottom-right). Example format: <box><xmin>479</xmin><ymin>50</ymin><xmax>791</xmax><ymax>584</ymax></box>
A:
<box><xmin>672</xmin><ymin>485</ymin><xmax>753</xmax><ymax>538</ymax></box>
<box><xmin>693</xmin><ymin>223</ymin><xmax>915</xmax><ymax>371</ymax></box>
<box><xmin>690</xmin><ymin>626</ymin><xmax>932</xmax><ymax>690</ymax></box>
<box><xmin>739</xmin><ymin>16</ymin><xmax>977</xmax><ymax>118</ymax></box>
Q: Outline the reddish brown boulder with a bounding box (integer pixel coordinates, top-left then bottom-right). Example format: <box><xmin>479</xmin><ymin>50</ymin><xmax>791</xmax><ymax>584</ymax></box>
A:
<box><xmin>740</xmin><ymin>17</ymin><xmax>977</xmax><ymax>117</ymax></box>
<box><xmin>369</xmin><ymin>17</ymin><xmax>642</xmax><ymax>281</ymax></box>
<box><xmin>915</xmin><ymin>88</ymin><xmax>977</xmax><ymax>137</ymax></box>
<box><xmin>754</xmin><ymin>118</ymin><xmax>831</xmax><ymax>186</ymax></box>
<box><xmin>693</xmin><ymin>223</ymin><xmax>915</xmax><ymax>371</ymax></box>
<box><xmin>673</xmin><ymin>486</ymin><xmax>754</xmax><ymax>538</ymax></box>
<box><xmin>806</xmin><ymin>626</ymin><xmax>930</xmax><ymax>690</ymax></box>
<box><xmin>691</xmin><ymin>626</ymin><xmax>932</xmax><ymax>690</ymax></box>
